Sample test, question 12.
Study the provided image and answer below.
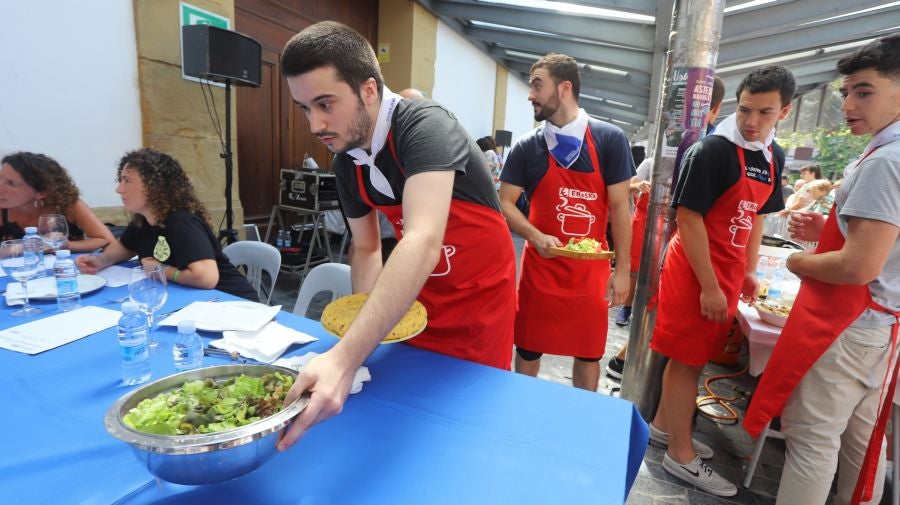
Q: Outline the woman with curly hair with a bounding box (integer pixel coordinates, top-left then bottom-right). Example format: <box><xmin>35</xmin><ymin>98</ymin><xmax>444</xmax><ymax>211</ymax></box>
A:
<box><xmin>0</xmin><ymin>152</ymin><xmax>115</xmax><ymax>252</ymax></box>
<box><xmin>77</xmin><ymin>148</ymin><xmax>257</xmax><ymax>300</ymax></box>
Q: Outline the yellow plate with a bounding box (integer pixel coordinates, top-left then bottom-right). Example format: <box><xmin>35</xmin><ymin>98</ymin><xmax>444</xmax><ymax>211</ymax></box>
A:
<box><xmin>320</xmin><ymin>293</ymin><xmax>427</xmax><ymax>344</ymax></box>
<box><xmin>548</xmin><ymin>247</ymin><xmax>615</xmax><ymax>260</ymax></box>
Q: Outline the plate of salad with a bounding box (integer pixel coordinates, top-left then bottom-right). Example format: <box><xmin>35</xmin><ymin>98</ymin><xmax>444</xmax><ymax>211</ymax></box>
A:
<box><xmin>549</xmin><ymin>237</ymin><xmax>615</xmax><ymax>260</ymax></box>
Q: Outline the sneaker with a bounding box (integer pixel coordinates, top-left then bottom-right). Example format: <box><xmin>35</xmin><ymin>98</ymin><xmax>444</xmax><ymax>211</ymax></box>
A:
<box><xmin>615</xmin><ymin>306</ymin><xmax>632</xmax><ymax>327</ymax></box>
<box><xmin>606</xmin><ymin>357</ymin><xmax>625</xmax><ymax>380</ymax></box>
<box><xmin>662</xmin><ymin>453</ymin><xmax>737</xmax><ymax>497</ymax></box>
<box><xmin>649</xmin><ymin>423</ymin><xmax>714</xmax><ymax>459</ymax></box>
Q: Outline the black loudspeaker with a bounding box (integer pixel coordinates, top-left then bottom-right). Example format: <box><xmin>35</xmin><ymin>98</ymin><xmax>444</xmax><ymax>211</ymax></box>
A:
<box><xmin>494</xmin><ymin>129</ymin><xmax>513</xmax><ymax>147</ymax></box>
<box><xmin>182</xmin><ymin>25</ymin><xmax>261</xmax><ymax>87</ymax></box>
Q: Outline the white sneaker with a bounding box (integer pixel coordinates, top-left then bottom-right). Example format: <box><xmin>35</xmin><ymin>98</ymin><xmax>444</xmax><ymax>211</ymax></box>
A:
<box><xmin>649</xmin><ymin>423</ymin><xmax>714</xmax><ymax>459</ymax></box>
<box><xmin>662</xmin><ymin>453</ymin><xmax>738</xmax><ymax>497</ymax></box>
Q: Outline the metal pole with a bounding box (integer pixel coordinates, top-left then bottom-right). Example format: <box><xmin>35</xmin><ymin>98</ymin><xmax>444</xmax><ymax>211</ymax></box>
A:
<box><xmin>620</xmin><ymin>0</ymin><xmax>726</xmax><ymax>421</ymax></box>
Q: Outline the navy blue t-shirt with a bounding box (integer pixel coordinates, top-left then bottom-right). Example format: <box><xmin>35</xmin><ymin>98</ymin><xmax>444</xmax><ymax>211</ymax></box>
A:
<box><xmin>499</xmin><ymin>118</ymin><xmax>635</xmax><ymax>197</ymax></box>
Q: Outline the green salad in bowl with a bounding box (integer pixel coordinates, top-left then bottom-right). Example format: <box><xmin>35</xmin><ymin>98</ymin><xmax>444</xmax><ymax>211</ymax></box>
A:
<box><xmin>123</xmin><ymin>372</ymin><xmax>294</xmax><ymax>436</ymax></box>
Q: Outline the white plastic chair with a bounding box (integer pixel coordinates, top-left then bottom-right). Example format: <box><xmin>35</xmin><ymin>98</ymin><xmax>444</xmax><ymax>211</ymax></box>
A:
<box><xmin>222</xmin><ymin>241</ymin><xmax>281</xmax><ymax>305</ymax></box>
<box><xmin>293</xmin><ymin>263</ymin><xmax>351</xmax><ymax>318</ymax></box>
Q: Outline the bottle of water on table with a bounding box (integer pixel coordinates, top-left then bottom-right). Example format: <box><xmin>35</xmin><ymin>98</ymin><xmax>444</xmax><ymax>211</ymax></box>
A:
<box><xmin>54</xmin><ymin>249</ymin><xmax>80</xmax><ymax>311</ymax></box>
<box><xmin>767</xmin><ymin>259</ymin><xmax>786</xmax><ymax>303</ymax></box>
<box><xmin>118</xmin><ymin>301</ymin><xmax>151</xmax><ymax>385</ymax></box>
<box><xmin>23</xmin><ymin>226</ymin><xmax>46</xmax><ymax>278</ymax></box>
<box><xmin>173</xmin><ymin>320</ymin><xmax>203</xmax><ymax>371</ymax></box>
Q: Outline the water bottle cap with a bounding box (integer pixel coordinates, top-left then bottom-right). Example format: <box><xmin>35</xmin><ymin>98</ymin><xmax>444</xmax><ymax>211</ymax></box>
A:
<box><xmin>56</xmin><ymin>249</ymin><xmax>71</xmax><ymax>259</ymax></box>
<box><xmin>178</xmin><ymin>320</ymin><xmax>197</xmax><ymax>333</ymax></box>
<box><xmin>121</xmin><ymin>301</ymin><xmax>140</xmax><ymax>313</ymax></box>
<box><xmin>24</xmin><ymin>226</ymin><xmax>37</xmax><ymax>234</ymax></box>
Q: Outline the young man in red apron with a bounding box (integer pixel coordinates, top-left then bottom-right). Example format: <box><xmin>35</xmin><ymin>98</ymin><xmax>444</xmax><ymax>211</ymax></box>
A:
<box><xmin>276</xmin><ymin>21</ymin><xmax>517</xmax><ymax>450</ymax></box>
<box><xmin>607</xmin><ymin>77</ymin><xmax>726</xmax><ymax>379</ymax></box>
<box><xmin>650</xmin><ymin>66</ymin><xmax>795</xmax><ymax>496</ymax></box>
<box><xmin>498</xmin><ymin>53</ymin><xmax>634</xmax><ymax>391</ymax></box>
<box><xmin>745</xmin><ymin>35</ymin><xmax>900</xmax><ymax>505</ymax></box>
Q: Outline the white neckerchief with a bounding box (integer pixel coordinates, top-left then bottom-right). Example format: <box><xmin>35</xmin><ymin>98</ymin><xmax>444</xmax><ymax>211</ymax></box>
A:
<box><xmin>543</xmin><ymin>108</ymin><xmax>589</xmax><ymax>169</ymax></box>
<box><xmin>347</xmin><ymin>87</ymin><xmax>403</xmax><ymax>199</ymax></box>
<box><xmin>712</xmin><ymin>113</ymin><xmax>775</xmax><ymax>163</ymax></box>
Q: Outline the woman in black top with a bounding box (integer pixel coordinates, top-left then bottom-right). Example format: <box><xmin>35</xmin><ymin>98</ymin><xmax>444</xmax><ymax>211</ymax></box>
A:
<box><xmin>0</xmin><ymin>152</ymin><xmax>114</xmax><ymax>251</ymax></box>
<box><xmin>76</xmin><ymin>148</ymin><xmax>258</xmax><ymax>301</ymax></box>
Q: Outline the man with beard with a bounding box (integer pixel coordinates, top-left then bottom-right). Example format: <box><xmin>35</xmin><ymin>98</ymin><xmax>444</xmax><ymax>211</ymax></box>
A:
<box><xmin>276</xmin><ymin>21</ymin><xmax>517</xmax><ymax>450</ymax></box>
<box><xmin>498</xmin><ymin>53</ymin><xmax>634</xmax><ymax>391</ymax></box>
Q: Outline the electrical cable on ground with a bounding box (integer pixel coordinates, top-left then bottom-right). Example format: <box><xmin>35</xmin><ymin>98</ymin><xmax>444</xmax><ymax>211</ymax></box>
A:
<box><xmin>696</xmin><ymin>366</ymin><xmax>749</xmax><ymax>423</ymax></box>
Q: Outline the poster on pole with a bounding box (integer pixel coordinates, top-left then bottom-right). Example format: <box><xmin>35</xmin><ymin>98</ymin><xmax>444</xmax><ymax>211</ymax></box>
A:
<box><xmin>662</xmin><ymin>66</ymin><xmax>715</xmax><ymax>185</ymax></box>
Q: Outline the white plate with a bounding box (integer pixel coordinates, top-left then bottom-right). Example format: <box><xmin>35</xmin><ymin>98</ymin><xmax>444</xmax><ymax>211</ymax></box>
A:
<box><xmin>7</xmin><ymin>274</ymin><xmax>107</xmax><ymax>301</ymax></box>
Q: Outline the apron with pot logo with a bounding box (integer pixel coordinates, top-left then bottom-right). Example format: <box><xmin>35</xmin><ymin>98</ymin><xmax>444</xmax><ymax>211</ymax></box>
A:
<box><xmin>745</xmin><ymin>144</ymin><xmax>900</xmax><ymax>504</ymax></box>
<box><xmin>515</xmin><ymin>127</ymin><xmax>610</xmax><ymax>357</ymax></box>
<box><xmin>352</xmin><ymin>130</ymin><xmax>517</xmax><ymax>369</ymax></box>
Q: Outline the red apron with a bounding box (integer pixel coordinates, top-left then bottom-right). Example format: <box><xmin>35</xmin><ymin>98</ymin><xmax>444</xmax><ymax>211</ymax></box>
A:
<box><xmin>515</xmin><ymin>128</ymin><xmax>610</xmax><ymax>357</ymax></box>
<box><xmin>352</xmin><ymin>131</ymin><xmax>517</xmax><ymax>370</ymax></box>
<box><xmin>744</xmin><ymin>147</ymin><xmax>900</xmax><ymax>504</ymax></box>
<box><xmin>630</xmin><ymin>192</ymin><xmax>649</xmax><ymax>274</ymax></box>
<box><xmin>651</xmin><ymin>146</ymin><xmax>775</xmax><ymax>366</ymax></box>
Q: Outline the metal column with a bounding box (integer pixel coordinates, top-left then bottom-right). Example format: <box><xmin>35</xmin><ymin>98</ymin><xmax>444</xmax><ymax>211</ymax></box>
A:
<box><xmin>620</xmin><ymin>0</ymin><xmax>726</xmax><ymax>421</ymax></box>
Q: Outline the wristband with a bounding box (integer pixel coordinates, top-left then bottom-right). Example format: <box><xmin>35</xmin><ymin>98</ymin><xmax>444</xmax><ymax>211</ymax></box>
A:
<box><xmin>171</xmin><ymin>268</ymin><xmax>180</xmax><ymax>283</ymax></box>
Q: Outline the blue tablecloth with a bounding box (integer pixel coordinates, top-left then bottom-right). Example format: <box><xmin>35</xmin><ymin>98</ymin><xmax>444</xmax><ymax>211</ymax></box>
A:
<box><xmin>0</xmin><ymin>280</ymin><xmax>648</xmax><ymax>504</ymax></box>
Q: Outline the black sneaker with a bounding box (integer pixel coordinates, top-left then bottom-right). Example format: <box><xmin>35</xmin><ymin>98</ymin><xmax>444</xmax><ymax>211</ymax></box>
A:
<box><xmin>615</xmin><ymin>306</ymin><xmax>632</xmax><ymax>327</ymax></box>
<box><xmin>606</xmin><ymin>357</ymin><xmax>625</xmax><ymax>380</ymax></box>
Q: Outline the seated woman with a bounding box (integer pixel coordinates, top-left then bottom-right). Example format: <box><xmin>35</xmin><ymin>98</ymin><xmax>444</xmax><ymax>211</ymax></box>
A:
<box><xmin>77</xmin><ymin>148</ymin><xmax>258</xmax><ymax>301</ymax></box>
<box><xmin>0</xmin><ymin>152</ymin><xmax>115</xmax><ymax>252</ymax></box>
<box><xmin>803</xmin><ymin>179</ymin><xmax>834</xmax><ymax>216</ymax></box>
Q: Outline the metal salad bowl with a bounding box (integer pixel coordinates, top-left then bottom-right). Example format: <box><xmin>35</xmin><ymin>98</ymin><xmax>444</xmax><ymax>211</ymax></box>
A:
<box><xmin>104</xmin><ymin>364</ymin><xmax>308</xmax><ymax>485</ymax></box>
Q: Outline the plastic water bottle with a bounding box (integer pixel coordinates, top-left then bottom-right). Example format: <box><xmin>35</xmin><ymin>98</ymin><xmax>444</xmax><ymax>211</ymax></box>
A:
<box><xmin>768</xmin><ymin>259</ymin><xmax>786</xmax><ymax>303</ymax></box>
<box><xmin>22</xmin><ymin>226</ymin><xmax>46</xmax><ymax>278</ymax></box>
<box><xmin>118</xmin><ymin>301</ymin><xmax>151</xmax><ymax>385</ymax></box>
<box><xmin>173</xmin><ymin>320</ymin><xmax>203</xmax><ymax>371</ymax></box>
<box><xmin>756</xmin><ymin>256</ymin><xmax>770</xmax><ymax>299</ymax></box>
<box><xmin>275</xmin><ymin>229</ymin><xmax>285</xmax><ymax>250</ymax></box>
<box><xmin>54</xmin><ymin>249</ymin><xmax>81</xmax><ymax>311</ymax></box>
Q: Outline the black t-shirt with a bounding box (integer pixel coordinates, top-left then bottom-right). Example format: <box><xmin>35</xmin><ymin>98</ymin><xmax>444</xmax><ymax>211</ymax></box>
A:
<box><xmin>120</xmin><ymin>210</ymin><xmax>258</xmax><ymax>301</ymax></box>
<box><xmin>499</xmin><ymin>118</ymin><xmax>635</xmax><ymax>198</ymax></box>
<box><xmin>334</xmin><ymin>99</ymin><xmax>500</xmax><ymax>219</ymax></box>
<box><xmin>0</xmin><ymin>209</ymin><xmax>85</xmax><ymax>242</ymax></box>
<box><xmin>672</xmin><ymin>135</ymin><xmax>786</xmax><ymax>216</ymax></box>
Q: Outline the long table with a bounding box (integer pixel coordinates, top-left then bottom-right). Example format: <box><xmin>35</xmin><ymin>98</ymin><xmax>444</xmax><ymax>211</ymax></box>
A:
<box><xmin>0</xmin><ymin>279</ymin><xmax>648</xmax><ymax>504</ymax></box>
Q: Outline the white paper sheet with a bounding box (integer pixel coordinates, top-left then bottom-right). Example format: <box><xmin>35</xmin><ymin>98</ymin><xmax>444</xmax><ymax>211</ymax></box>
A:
<box><xmin>96</xmin><ymin>265</ymin><xmax>134</xmax><ymax>288</ymax></box>
<box><xmin>158</xmin><ymin>300</ymin><xmax>281</xmax><ymax>332</ymax></box>
<box><xmin>210</xmin><ymin>321</ymin><xmax>318</xmax><ymax>363</ymax></box>
<box><xmin>0</xmin><ymin>306</ymin><xmax>120</xmax><ymax>354</ymax></box>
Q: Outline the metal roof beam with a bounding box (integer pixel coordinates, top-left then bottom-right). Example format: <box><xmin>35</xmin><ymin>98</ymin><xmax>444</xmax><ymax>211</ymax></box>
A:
<box><xmin>719</xmin><ymin>10</ymin><xmax>900</xmax><ymax>65</ymax></box>
<box><xmin>548</xmin><ymin>0</ymin><xmax>658</xmax><ymax>16</ymax></box>
<box><xmin>581</xmin><ymin>99</ymin><xmax>648</xmax><ymax>123</ymax></box>
<box><xmin>465</xmin><ymin>25</ymin><xmax>652</xmax><ymax>73</ymax></box>
<box><xmin>723</xmin><ymin>0</ymin><xmax>894</xmax><ymax>42</ymax></box>
<box><xmin>502</xmin><ymin>58</ymin><xmax>652</xmax><ymax>92</ymax></box>
<box><xmin>432</xmin><ymin>0</ymin><xmax>655</xmax><ymax>50</ymax></box>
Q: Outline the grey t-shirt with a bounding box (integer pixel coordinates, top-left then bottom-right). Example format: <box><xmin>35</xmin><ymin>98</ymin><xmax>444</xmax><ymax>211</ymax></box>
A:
<box><xmin>839</xmin><ymin>138</ymin><xmax>900</xmax><ymax>328</ymax></box>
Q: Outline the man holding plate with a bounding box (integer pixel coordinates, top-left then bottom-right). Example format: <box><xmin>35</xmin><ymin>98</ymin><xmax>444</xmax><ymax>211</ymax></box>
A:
<box><xmin>498</xmin><ymin>53</ymin><xmax>634</xmax><ymax>391</ymax></box>
<box><xmin>277</xmin><ymin>21</ymin><xmax>517</xmax><ymax>450</ymax></box>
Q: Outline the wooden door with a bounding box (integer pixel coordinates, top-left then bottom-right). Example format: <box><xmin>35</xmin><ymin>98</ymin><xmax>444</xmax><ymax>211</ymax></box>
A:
<box><xmin>235</xmin><ymin>0</ymin><xmax>379</xmax><ymax>224</ymax></box>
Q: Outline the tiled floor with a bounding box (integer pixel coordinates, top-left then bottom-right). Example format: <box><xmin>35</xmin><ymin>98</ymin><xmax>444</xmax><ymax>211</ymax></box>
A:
<box><xmin>266</xmin><ymin>233</ymin><xmax>893</xmax><ymax>504</ymax></box>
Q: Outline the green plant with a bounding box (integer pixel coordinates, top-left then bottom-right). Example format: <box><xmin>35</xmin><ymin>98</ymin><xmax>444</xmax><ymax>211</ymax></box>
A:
<box><xmin>777</xmin><ymin>125</ymin><xmax>870</xmax><ymax>178</ymax></box>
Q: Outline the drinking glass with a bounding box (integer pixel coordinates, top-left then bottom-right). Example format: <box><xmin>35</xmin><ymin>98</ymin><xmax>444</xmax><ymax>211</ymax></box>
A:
<box><xmin>38</xmin><ymin>214</ymin><xmax>69</xmax><ymax>252</ymax></box>
<box><xmin>129</xmin><ymin>265</ymin><xmax>168</xmax><ymax>352</ymax></box>
<box><xmin>0</xmin><ymin>239</ymin><xmax>43</xmax><ymax>317</ymax></box>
